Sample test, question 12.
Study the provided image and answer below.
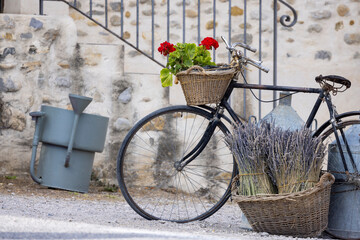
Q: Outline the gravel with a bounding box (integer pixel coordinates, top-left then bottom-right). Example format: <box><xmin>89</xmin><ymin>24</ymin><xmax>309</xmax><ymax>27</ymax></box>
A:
<box><xmin>0</xmin><ymin>176</ymin><xmax>329</xmax><ymax>239</ymax></box>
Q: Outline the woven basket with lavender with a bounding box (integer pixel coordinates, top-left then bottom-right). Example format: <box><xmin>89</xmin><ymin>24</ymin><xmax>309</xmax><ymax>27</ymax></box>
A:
<box><xmin>226</xmin><ymin>122</ymin><xmax>334</xmax><ymax>237</ymax></box>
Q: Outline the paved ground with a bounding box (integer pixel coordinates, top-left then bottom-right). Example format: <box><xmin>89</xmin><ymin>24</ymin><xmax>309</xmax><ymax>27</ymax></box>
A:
<box><xmin>0</xmin><ymin>175</ymin><xmax>330</xmax><ymax>240</ymax></box>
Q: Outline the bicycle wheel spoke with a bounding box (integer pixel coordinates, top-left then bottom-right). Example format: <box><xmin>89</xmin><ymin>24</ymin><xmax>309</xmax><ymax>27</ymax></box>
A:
<box><xmin>181</xmin><ymin>170</ymin><xmax>208</xmax><ymax>213</ymax></box>
<box><xmin>183</xmin><ymin>168</ymin><xmax>228</xmax><ymax>200</ymax></box>
<box><xmin>181</xmin><ymin>171</ymin><xmax>200</xmax><ymax>218</ymax></box>
<box><xmin>182</xmin><ymin>167</ymin><xmax>224</xmax><ymax>199</ymax></box>
<box><xmin>128</xmin><ymin>141</ymin><xmax>157</xmax><ymax>155</ymax></box>
<box><xmin>183</xmin><ymin>113</ymin><xmax>197</xmax><ymax>153</ymax></box>
<box><xmin>136</xmin><ymin>132</ymin><xmax>157</xmax><ymax>152</ymax></box>
<box><xmin>183</xmin><ymin>116</ymin><xmax>207</xmax><ymax>155</ymax></box>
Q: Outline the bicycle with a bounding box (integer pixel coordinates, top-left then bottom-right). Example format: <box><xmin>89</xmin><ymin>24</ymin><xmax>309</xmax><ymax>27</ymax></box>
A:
<box><xmin>116</xmin><ymin>36</ymin><xmax>360</xmax><ymax>223</ymax></box>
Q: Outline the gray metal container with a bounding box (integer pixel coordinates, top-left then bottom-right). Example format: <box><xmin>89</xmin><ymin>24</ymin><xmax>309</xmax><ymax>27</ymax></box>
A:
<box><xmin>327</xmin><ymin>125</ymin><xmax>360</xmax><ymax>239</ymax></box>
<box><xmin>30</xmin><ymin>94</ymin><xmax>109</xmax><ymax>193</ymax></box>
<box><xmin>37</xmin><ymin>144</ymin><xmax>96</xmax><ymax>192</ymax></box>
<box><xmin>261</xmin><ymin>92</ymin><xmax>304</xmax><ymax>131</ymax></box>
<box><xmin>38</xmin><ymin>105</ymin><xmax>108</xmax><ymax>152</ymax></box>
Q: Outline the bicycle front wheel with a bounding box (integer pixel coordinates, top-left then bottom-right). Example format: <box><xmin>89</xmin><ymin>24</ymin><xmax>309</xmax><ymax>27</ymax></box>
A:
<box><xmin>117</xmin><ymin>105</ymin><xmax>236</xmax><ymax>223</ymax></box>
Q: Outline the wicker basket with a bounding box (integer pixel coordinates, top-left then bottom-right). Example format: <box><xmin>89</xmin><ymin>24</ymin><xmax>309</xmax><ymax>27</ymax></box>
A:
<box><xmin>176</xmin><ymin>65</ymin><xmax>236</xmax><ymax>105</ymax></box>
<box><xmin>232</xmin><ymin>172</ymin><xmax>335</xmax><ymax>238</ymax></box>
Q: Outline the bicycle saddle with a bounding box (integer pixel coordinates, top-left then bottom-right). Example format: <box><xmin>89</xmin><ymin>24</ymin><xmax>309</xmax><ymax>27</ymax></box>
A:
<box><xmin>315</xmin><ymin>74</ymin><xmax>351</xmax><ymax>89</ymax></box>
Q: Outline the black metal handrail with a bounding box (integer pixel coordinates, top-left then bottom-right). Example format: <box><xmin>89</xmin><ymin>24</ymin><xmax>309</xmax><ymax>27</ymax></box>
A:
<box><xmin>39</xmin><ymin>0</ymin><xmax>166</xmax><ymax>68</ymax></box>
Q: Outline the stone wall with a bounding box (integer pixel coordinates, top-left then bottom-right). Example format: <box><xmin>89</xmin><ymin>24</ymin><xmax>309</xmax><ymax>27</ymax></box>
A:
<box><xmin>1</xmin><ymin>0</ymin><xmax>360</xmax><ymax>183</ymax></box>
<box><xmin>0</xmin><ymin>14</ymin><xmax>168</xmax><ymax>183</ymax></box>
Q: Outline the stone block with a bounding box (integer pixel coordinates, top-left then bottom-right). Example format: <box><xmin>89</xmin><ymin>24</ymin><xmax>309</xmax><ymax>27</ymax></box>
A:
<box><xmin>4</xmin><ymin>32</ymin><xmax>14</xmax><ymax>41</ymax></box>
<box><xmin>29</xmin><ymin>17</ymin><xmax>43</xmax><ymax>30</ymax></box>
<box><xmin>337</xmin><ymin>4</ymin><xmax>350</xmax><ymax>17</ymax></box>
<box><xmin>110</xmin><ymin>2</ymin><xmax>122</xmax><ymax>12</ymax></box>
<box><xmin>307</xmin><ymin>24</ymin><xmax>322</xmax><ymax>33</ymax></box>
<box><xmin>206</xmin><ymin>20</ymin><xmax>218</xmax><ymax>30</ymax></box>
<box><xmin>20</xmin><ymin>61</ymin><xmax>41</xmax><ymax>72</ymax></box>
<box><xmin>20</xmin><ymin>32</ymin><xmax>32</xmax><ymax>39</ymax></box>
<box><xmin>1</xmin><ymin>76</ymin><xmax>22</xmax><ymax>92</ymax></box>
<box><xmin>1</xmin><ymin>107</ymin><xmax>26</xmax><ymax>131</ymax></box>
<box><xmin>335</xmin><ymin>21</ymin><xmax>344</xmax><ymax>31</ymax></box>
<box><xmin>0</xmin><ymin>47</ymin><xmax>16</xmax><ymax>59</ymax></box>
<box><xmin>110</xmin><ymin>15</ymin><xmax>121</xmax><ymax>26</ymax></box>
<box><xmin>118</xmin><ymin>87</ymin><xmax>132</xmax><ymax>104</ymax></box>
<box><xmin>344</xmin><ymin>33</ymin><xmax>360</xmax><ymax>45</ymax></box>
<box><xmin>114</xmin><ymin>118</ymin><xmax>131</xmax><ymax>131</ymax></box>
<box><xmin>55</xmin><ymin>76</ymin><xmax>71</xmax><ymax>88</ymax></box>
<box><xmin>3</xmin><ymin>15</ymin><xmax>15</xmax><ymax>29</ymax></box>
<box><xmin>315</xmin><ymin>50</ymin><xmax>332</xmax><ymax>60</ymax></box>
<box><xmin>311</xmin><ymin>10</ymin><xmax>331</xmax><ymax>20</ymax></box>
<box><xmin>186</xmin><ymin>9</ymin><xmax>198</xmax><ymax>18</ymax></box>
<box><xmin>231</xmin><ymin>6</ymin><xmax>243</xmax><ymax>16</ymax></box>
<box><xmin>0</xmin><ymin>63</ymin><xmax>16</xmax><ymax>70</ymax></box>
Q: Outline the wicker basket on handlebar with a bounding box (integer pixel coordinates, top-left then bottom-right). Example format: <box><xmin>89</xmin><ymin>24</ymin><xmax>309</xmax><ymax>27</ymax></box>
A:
<box><xmin>231</xmin><ymin>172</ymin><xmax>335</xmax><ymax>238</ymax></box>
<box><xmin>176</xmin><ymin>65</ymin><xmax>236</xmax><ymax>106</ymax></box>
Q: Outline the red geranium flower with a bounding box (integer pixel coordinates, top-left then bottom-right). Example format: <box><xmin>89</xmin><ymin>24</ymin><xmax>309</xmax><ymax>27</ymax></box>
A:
<box><xmin>158</xmin><ymin>41</ymin><xmax>176</xmax><ymax>56</ymax></box>
<box><xmin>200</xmin><ymin>37</ymin><xmax>219</xmax><ymax>50</ymax></box>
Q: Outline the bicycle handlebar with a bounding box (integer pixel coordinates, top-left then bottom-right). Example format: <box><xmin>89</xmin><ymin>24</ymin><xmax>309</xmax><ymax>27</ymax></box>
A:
<box><xmin>232</xmin><ymin>42</ymin><xmax>257</xmax><ymax>53</ymax></box>
<box><xmin>221</xmin><ymin>36</ymin><xmax>256</xmax><ymax>53</ymax></box>
<box><xmin>245</xmin><ymin>57</ymin><xmax>270</xmax><ymax>73</ymax></box>
<box><xmin>221</xmin><ymin>36</ymin><xmax>269</xmax><ymax>73</ymax></box>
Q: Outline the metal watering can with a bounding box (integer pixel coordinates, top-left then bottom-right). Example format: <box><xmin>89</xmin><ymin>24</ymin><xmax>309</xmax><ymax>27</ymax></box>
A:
<box><xmin>29</xmin><ymin>94</ymin><xmax>109</xmax><ymax>193</ymax></box>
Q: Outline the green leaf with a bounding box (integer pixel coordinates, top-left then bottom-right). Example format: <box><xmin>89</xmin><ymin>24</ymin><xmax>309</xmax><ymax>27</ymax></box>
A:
<box><xmin>5</xmin><ymin>176</ymin><xmax>17</xmax><ymax>180</ymax></box>
<box><xmin>160</xmin><ymin>68</ymin><xmax>173</xmax><ymax>87</ymax></box>
<box><xmin>185</xmin><ymin>43</ymin><xmax>196</xmax><ymax>59</ymax></box>
<box><xmin>184</xmin><ymin>59</ymin><xmax>193</xmax><ymax>68</ymax></box>
<box><xmin>174</xmin><ymin>63</ymin><xmax>182</xmax><ymax>74</ymax></box>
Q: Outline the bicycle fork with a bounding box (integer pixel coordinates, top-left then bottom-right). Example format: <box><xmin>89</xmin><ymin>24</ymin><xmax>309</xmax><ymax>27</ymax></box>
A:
<box><xmin>174</xmin><ymin>108</ymin><xmax>224</xmax><ymax>171</ymax></box>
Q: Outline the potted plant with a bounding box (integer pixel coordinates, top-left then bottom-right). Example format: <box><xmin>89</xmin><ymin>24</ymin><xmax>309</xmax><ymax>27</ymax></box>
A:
<box><xmin>157</xmin><ymin>37</ymin><xmax>236</xmax><ymax>106</ymax></box>
<box><xmin>158</xmin><ymin>37</ymin><xmax>219</xmax><ymax>87</ymax></box>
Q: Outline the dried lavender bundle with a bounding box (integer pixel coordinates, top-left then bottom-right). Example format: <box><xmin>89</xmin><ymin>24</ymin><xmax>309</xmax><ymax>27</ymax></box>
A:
<box><xmin>226</xmin><ymin>122</ymin><xmax>275</xmax><ymax>196</ymax></box>
<box><xmin>267</xmin><ymin>126</ymin><xmax>326</xmax><ymax>194</ymax></box>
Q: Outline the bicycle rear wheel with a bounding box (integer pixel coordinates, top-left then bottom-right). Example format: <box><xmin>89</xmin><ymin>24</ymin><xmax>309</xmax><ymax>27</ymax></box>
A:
<box><xmin>117</xmin><ymin>105</ymin><xmax>236</xmax><ymax>223</ymax></box>
<box><xmin>318</xmin><ymin>115</ymin><xmax>360</xmax><ymax>240</ymax></box>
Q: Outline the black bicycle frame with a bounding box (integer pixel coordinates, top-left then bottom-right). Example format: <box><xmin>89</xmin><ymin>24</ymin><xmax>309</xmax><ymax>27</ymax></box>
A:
<box><xmin>221</xmin><ymin>80</ymin><xmax>323</xmax><ymax>127</ymax></box>
<box><xmin>180</xmin><ymin>80</ymin><xmax>358</xmax><ymax>175</ymax></box>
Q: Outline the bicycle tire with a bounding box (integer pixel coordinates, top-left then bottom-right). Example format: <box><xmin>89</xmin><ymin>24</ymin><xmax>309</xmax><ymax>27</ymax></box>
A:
<box><xmin>317</xmin><ymin>116</ymin><xmax>360</xmax><ymax>240</ymax></box>
<box><xmin>117</xmin><ymin>105</ymin><xmax>236</xmax><ymax>223</ymax></box>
